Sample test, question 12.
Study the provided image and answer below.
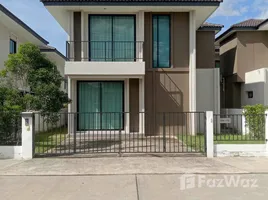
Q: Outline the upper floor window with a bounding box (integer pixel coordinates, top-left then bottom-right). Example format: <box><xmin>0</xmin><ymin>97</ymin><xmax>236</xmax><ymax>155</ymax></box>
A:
<box><xmin>153</xmin><ymin>15</ymin><xmax>170</xmax><ymax>68</ymax></box>
<box><xmin>89</xmin><ymin>15</ymin><xmax>135</xmax><ymax>61</ymax></box>
<box><xmin>10</xmin><ymin>39</ymin><xmax>17</xmax><ymax>54</ymax></box>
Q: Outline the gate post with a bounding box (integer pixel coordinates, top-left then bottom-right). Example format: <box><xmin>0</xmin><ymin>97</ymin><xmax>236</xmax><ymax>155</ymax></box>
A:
<box><xmin>206</xmin><ymin>111</ymin><xmax>214</xmax><ymax>158</ymax></box>
<box><xmin>21</xmin><ymin>112</ymin><xmax>35</xmax><ymax>159</ymax></box>
<box><xmin>265</xmin><ymin>110</ymin><xmax>268</xmax><ymax>153</ymax></box>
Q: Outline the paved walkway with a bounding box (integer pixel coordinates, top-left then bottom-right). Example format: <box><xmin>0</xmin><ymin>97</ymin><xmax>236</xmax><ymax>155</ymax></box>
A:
<box><xmin>1</xmin><ymin>157</ymin><xmax>268</xmax><ymax>175</ymax></box>
<box><xmin>1</xmin><ymin>174</ymin><xmax>268</xmax><ymax>200</ymax></box>
<box><xmin>1</xmin><ymin>157</ymin><xmax>268</xmax><ymax>200</ymax></box>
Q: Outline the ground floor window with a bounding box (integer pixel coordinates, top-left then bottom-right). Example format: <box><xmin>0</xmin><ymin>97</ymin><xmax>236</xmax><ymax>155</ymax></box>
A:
<box><xmin>78</xmin><ymin>81</ymin><xmax>124</xmax><ymax>130</ymax></box>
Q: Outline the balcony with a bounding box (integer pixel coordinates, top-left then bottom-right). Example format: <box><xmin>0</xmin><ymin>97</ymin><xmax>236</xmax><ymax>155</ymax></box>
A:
<box><xmin>66</xmin><ymin>41</ymin><xmax>143</xmax><ymax>62</ymax></box>
<box><xmin>65</xmin><ymin>41</ymin><xmax>145</xmax><ymax>77</ymax></box>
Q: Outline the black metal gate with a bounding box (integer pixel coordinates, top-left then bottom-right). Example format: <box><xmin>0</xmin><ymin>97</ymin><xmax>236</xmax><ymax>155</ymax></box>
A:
<box><xmin>34</xmin><ymin>112</ymin><xmax>206</xmax><ymax>157</ymax></box>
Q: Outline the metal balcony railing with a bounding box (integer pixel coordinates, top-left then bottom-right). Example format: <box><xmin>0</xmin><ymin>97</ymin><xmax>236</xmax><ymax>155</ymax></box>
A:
<box><xmin>66</xmin><ymin>41</ymin><xmax>144</xmax><ymax>62</ymax></box>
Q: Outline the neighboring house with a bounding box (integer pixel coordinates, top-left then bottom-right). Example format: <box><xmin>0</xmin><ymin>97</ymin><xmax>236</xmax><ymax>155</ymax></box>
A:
<box><xmin>216</xmin><ymin>19</ymin><xmax>268</xmax><ymax>109</ymax></box>
<box><xmin>0</xmin><ymin>4</ymin><xmax>67</xmax><ymax>92</ymax></box>
<box><xmin>41</xmin><ymin>0</ymin><xmax>223</xmax><ymax>134</ymax></box>
<box><xmin>215</xmin><ymin>45</ymin><xmax>220</xmax><ymax>68</ymax></box>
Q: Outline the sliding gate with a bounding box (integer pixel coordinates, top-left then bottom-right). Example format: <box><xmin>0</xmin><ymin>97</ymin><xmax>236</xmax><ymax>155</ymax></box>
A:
<box><xmin>34</xmin><ymin>112</ymin><xmax>206</xmax><ymax>157</ymax></box>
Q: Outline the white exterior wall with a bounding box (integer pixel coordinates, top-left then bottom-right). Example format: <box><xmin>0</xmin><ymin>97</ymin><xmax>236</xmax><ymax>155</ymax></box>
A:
<box><xmin>0</xmin><ymin>21</ymin><xmax>28</xmax><ymax>71</ymax></box>
<box><xmin>196</xmin><ymin>68</ymin><xmax>220</xmax><ymax>133</ymax></box>
<box><xmin>43</xmin><ymin>52</ymin><xmax>66</xmax><ymax>91</ymax></box>
<box><xmin>196</xmin><ymin>68</ymin><xmax>220</xmax><ymax>113</ymax></box>
<box><xmin>241</xmin><ymin>68</ymin><xmax>268</xmax><ymax>106</ymax></box>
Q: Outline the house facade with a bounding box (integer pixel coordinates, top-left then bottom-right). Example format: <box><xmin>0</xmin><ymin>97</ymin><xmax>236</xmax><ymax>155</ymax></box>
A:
<box><xmin>216</xmin><ymin>19</ymin><xmax>268</xmax><ymax>108</ymax></box>
<box><xmin>41</xmin><ymin>0</ymin><xmax>223</xmax><ymax>134</ymax></box>
<box><xmin>0</xmin><ymin>4</ymin><xmax>66</xmax><ymax>92</ymax></box>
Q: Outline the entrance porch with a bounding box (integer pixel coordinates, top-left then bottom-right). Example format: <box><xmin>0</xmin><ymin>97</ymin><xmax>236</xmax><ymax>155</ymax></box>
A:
<box><xmin>68</xmin><ymin>77</ymin><xmax>145</xmax><ymax>134</ymax></box>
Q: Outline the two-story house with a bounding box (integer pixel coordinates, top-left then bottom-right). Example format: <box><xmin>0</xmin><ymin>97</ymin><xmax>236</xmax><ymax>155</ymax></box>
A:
<box><xmin>41</xmin><ymin>0</ymin><xmax>223</xmax><ymax>135</ymax></box>
<box><xmin>0</xmin><ymin>4</ymin><xmax>67</xmax><ymax>92</ymax></box>
<box><xmin>216</xmin><ymin>19</ymin><xmax>268</xmax><ymax>108</ymax></box>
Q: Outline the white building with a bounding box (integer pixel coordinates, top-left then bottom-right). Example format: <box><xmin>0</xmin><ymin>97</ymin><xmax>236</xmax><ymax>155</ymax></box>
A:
<box><xmin>0</xmin><ymin>4</ymin><xmax>67</xmax><ymax>91</ymax></box>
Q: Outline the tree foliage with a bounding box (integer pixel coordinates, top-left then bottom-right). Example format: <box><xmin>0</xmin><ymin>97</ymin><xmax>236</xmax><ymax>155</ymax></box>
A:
<box><xmin>0</xmin><ymin>43</ymin><xmax>70</xmax><ymax>120</ymax></box>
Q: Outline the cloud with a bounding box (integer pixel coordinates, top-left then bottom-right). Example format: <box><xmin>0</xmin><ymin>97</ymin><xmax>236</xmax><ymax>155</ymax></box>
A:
<box><xmin>253</xmin><ymin>0</ymin><xmax>268</xmax><ymax>18</ymax></box>
<box><xmin>211</xmin><ymin>0</ymin><xmax>248</xmax><ymax>17</ymax></box>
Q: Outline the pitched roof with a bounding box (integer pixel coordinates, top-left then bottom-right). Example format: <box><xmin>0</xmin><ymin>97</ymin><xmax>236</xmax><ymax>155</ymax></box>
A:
<box><xmin>0</xmin><ymin>4</ymin><xmax>48</xmax><ymax>45</ymax></box>
<box><xmin>201</xmin><ymin>22</ymin><xmax>223</xmax><ymax>28</ymax></box>
<box><xmin>41</xmin><ymin>0</ymin><xmax>223</xmax><ymax>5</ymax></box>
<box><xmin>39</xmin><ymin>45</ymin><xmax>66</xmax><ymax>60</ymax></box>
<box><xmin>232</xmin><ymin>19</ymin><xmax>266</xmax><ymax>28</ymax></box>
<box><xmin>198</xmin><ymin>22</ymin><xmax>223</xmax><ymax>33</ymax></box>
<box><xmin>216</xmin><ymin>18</ymin><xmax>268</xmax><ymax>44</ymax></box>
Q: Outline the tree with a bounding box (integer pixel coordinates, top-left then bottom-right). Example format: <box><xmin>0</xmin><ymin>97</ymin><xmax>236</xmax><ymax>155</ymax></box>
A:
<box><xmin>0</xmin><ymin>43</ymin><xmax>70</xmax><ymax>121</ymax></box>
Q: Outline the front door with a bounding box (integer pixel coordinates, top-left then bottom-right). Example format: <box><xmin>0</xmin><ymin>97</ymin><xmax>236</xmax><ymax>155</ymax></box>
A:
<box><xmin>78</xmin><ymin>81</ymin><xmax>124</xmax><ymax>130</ymax></box>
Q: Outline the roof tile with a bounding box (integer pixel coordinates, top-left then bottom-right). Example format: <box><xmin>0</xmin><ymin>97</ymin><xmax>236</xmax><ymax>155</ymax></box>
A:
<box><xmin>232</xmin><ymin>19</ymin><xmax>266</xmax><ymax>28</ymax></box>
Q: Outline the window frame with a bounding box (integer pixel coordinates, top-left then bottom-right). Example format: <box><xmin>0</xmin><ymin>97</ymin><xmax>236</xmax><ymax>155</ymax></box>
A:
<box><xmin>152</xmin><ymin>14</ymin><xmax>171</xmax><ymax>68</ymax></box>
<box><xmin>88</xmin><ymin>14</ymin><xmax>136</xmax><ymax>61</ymax></box>
<box><xmin>9</xmin><ymin>39</ymin><xmax>17</xmax><ymax>54</ymax></box>
<box><xmin>76</xmin><ymin>80</ymin><xmax>125</xmax><ymax>131</ymax></box>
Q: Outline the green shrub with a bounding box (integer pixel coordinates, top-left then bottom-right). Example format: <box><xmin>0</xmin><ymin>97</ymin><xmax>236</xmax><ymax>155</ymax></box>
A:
<box><xmin>243</xmin><ymin>104</ymin><xmax>267</xmax><ymax>140</ymax></box>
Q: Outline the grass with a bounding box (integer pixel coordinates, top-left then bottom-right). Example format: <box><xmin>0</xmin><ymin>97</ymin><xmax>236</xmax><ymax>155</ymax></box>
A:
<box><xmin>178</xmin><ymin>134</ymin><xmax>265</xmax><ymax>152</ymax></box>
<box><xmin>35</xmin><ymin>127</ymin><xmax>68</xmax><ymax>154</ymax></box>
<box><xmin>214</xmin><ymin>134</ymin><xmax>265</xmax><ymax>144</ymax></box>
<box><xmin>178</xmin><ymin>134</ymin><xmax>205</xmax><ymax>152</ymax></box>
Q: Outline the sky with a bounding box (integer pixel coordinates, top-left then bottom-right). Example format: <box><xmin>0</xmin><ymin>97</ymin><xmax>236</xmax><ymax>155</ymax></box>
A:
<box><xmin>0</xmin><ymin>0</ymin><xmax>268</xmax><ymax>55</ymax></box>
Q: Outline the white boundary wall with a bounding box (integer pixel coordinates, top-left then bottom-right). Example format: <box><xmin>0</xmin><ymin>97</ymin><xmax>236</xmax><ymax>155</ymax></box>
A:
<box><xmin>0</xmin><ymin>112</ymin><xmax>34</xmax><ymax>159</ymax></box>
<box><xmin>214</xmin><ymin>110</ymin><xmax>268</xmax><ymax>157</ymax></box>
<box><xmin>214</xmin><ymin>144</ymin><xmax>268</xmax><ymax>157</ymax></box>
<box><xmin>0</xmin><ymin>146</ymin><xmax>22</xmax><ymax>159</ymax></box>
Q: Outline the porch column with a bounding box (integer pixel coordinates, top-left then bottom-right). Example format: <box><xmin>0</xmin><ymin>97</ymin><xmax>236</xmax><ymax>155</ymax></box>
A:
<box><xmin>81</xmin><ymin>11</ymin><xmax>85</xmax><ymax>61</ymax></box>
<box><xmin>68</xmin><ymin>11</ymin><xmax>74</xmax><ymax>59</ymax></box>
<box><xmin>136</xmin><ymin>11</ymin><xmax>144</xmax><ymax>61</ymax></box>
<box><xmin>68</xmin><ymin>77</ymin><xmax>73</xmax><ymax>134</ymax></box>
<box><xmin>189</xmin><ymin>11</ymin><xmax>196</xmax><ymax>135</ymax></box>
<box><xmin>68</xmin><ymin>77</ymin><xmax>72</xmax><ymax>113</ymax></box>
<box><xmin>125</xmin><ymin>79</ymin><xmax>130</xmax><ymax>133</ymax></box>
<box><xmin>139</xmin><ymin>77</ymin><xmax>145</xmax><ymax>134</ymax></box>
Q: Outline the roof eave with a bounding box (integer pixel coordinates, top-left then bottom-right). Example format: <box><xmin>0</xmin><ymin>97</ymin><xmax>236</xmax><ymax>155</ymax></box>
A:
<box><xmin>42</xmin><ymin>1</ymin><xmax>221</xmax><ymax>6</ymax></box>
<box><xmin>0</xmin><ymin>4</ymin><xmax>49</xmax><ymax>45</ymax></box>
<box><xmin>40</xmin><ymin>48</ymin><xmax>67</xmax><ymax>60</ymax></box>
<box><xmin>198</xmin><ymin>27</ymin><xmax>223</xmax><ymax>33</ymax></box>
<box><xmin>215</xmin><ymin>27</ymin><xmax>257</xmax><ymax>44</ymax></box>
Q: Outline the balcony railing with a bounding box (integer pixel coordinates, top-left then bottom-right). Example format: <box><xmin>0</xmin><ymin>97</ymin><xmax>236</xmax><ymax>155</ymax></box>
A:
<box><xmin>66</xmin><ymin>41</ymin><xmax>143</xmax><ymax>62</ymax></box>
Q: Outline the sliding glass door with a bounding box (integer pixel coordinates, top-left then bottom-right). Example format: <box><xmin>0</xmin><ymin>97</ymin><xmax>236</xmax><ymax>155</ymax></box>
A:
<box><xmin>89</xmin><ymin>15</ymin><xmax>135</xmax><ymax>61</ymax></box>
<box><xmin>78</xmin><ymin>81</ymin><xmax>124</xmax><ymax>130</ymax></box>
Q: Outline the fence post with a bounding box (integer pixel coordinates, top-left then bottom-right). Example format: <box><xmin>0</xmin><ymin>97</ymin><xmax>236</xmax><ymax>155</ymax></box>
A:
<box><xmin>265</xmin><ymin>111</ymin><xmax>268</xmax><ymax>153</ymax></box>
<box><xmin>21</xmin><ymin>112</ymin><xmax>34</xmax><ymax>159</ymax></box>
<box><xmin>206</xmin><ymin>111</ymin><xmax>213</xmax><ymax>158</ymax></box>
<box><xmin>163</xmin><ymin>113</ymin><xmax>166</xmax><ymax>152</ymax></box>
<box><xmin>119</xmin><ymin>130</ymin><xmax>122</xmax><ymax>157</ymax></box>
<box><xmin>73</xmin><ymin>113</ymin><xmax>77</xmax><ymax>153</ymax></box>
